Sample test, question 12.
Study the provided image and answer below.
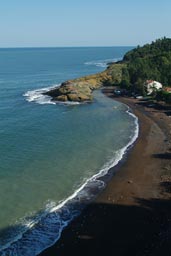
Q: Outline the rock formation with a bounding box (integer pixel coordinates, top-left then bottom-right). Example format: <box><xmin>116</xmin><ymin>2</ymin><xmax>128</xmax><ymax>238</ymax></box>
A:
<box><xmin>44</xmin><ymin>69</ymin><xmax>113</xmax><ymax>102</ymax></box>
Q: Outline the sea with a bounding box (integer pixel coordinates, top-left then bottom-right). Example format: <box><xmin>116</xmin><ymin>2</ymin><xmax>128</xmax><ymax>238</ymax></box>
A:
<box><xmin>0</xmin><ymin>46</ymin><xmax>138</xmax><ymax>255</ymax></box>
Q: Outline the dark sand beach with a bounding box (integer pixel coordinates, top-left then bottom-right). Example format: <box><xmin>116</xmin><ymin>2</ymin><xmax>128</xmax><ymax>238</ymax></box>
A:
<box><xmin>39</xmin><ymin>88</ymin><xmax>171</xmax><ymax>256</ymax></box>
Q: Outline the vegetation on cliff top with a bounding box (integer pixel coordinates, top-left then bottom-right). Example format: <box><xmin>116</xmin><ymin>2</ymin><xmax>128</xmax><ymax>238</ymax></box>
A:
<box><xmin>120</xmin><ymin>37</ymin><xmax>171</xmax><ymax>93</ymax></box>
<box><xmin>46</xmin><ymin>37</ymin><xmax>171</xmax><ymax>102</ymax></box>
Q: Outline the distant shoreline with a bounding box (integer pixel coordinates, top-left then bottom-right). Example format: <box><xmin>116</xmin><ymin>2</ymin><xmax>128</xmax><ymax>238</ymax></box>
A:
<box><xmin>39</xmin><ymin>88</ymin><xmax>171</xmax><ymax>256</ymax></box>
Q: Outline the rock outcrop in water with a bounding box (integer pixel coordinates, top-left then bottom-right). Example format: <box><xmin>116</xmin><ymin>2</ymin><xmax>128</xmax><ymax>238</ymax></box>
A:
<box><xmin>44</xmin><ymin>63</ymin><xmax>123</xmax><ymax>102</ymax></box>
<box><xmin>45</xmin><ymin>72</ymin><xmax>110</xmax><ymax>102</ymax></box>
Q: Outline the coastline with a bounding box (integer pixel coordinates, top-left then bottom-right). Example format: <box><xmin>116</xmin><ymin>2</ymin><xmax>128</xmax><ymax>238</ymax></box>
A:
<box><xmin>39</xmin><ymin>88</ymin><xmax>171</xmax><ymax>256</ymax></box>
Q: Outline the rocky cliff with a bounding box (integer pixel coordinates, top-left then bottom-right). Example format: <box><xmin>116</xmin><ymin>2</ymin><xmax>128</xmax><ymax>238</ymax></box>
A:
<box><xmin>44</xmin><ymin>63</ymin><xmax>124</xmax><ymax>102</ymax></box>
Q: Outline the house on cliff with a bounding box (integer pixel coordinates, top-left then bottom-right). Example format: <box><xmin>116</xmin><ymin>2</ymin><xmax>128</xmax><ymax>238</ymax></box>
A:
<box><xmin>144</xmin><ymin>80</ymin><xmax>162</xmax><ymax>95</ymax></box>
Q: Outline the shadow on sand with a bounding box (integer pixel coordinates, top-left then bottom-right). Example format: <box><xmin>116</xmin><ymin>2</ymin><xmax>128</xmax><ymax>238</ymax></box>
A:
<box><xmin>136</xmin><ymin>99</ymin><xmax>171</xmax><ymax>116</ymax></box>
<box><xmin>39</xmin><ymin>183</ymin><xmax>171</xmax><ymax>256</ymax></box>
<box><xmin>152</xmin><ymin>153</ymin><xmax>171</xmax><ymax>159</ymax></box>
<box><xmin>0</xmin><ymin>182</ymin><xmax>171</xmax><ymax>256</ymax></box>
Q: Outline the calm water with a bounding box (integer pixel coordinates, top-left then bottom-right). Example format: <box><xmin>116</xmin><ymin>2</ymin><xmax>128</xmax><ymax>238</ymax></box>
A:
<box><xmin>0</xmin><ymin>46</ymin><xmax>137</xmax><ymax>255</ymax></box>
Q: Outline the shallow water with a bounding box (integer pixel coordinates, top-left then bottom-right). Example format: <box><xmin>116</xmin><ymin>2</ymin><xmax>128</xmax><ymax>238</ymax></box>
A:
<box><xmin>0</xmin><ymin>46</ymin><xmax>137</xmax><ymax>255</ymax></box>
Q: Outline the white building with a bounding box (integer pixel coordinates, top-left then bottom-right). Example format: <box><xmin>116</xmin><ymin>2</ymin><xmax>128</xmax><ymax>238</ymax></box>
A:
<box><xmin>144</xmin><ymin>80</ymin><xmax>162</xmax><ymax>95</ymax></box>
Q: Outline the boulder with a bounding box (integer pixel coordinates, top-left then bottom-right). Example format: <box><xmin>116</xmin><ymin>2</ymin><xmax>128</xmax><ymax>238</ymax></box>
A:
<box><xmin>56</xmin><ymin>95</ymin><xmax>68</xmax><ymax>101</ymax></box>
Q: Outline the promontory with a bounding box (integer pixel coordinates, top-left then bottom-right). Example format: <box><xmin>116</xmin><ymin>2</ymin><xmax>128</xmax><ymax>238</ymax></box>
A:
<box><xmin>44</xmin><ymin>37</ymin><xmax>171</xmax><ymax>103</ymax></box>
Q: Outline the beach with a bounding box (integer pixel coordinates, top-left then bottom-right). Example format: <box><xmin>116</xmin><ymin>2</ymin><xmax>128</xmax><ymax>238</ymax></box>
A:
<box><xmin>39</xmin><ymin>88</ymin><xmax>171</xmax><ymax>256</ymax></box>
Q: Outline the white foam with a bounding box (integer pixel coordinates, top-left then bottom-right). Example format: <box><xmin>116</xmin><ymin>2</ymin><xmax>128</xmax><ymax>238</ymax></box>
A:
<box><xmin>23</xmin><ymin>85</ymin><xmax>60</xmax><ymax>105</ymax></box>
<box><xmin>84</xmin><ymin>58</ymin><xmax>121</xmax><ymax>68</ymax></box>
<box><xmin>23</xmin><ymin>85</ymin><xmax>81</xmax><ymax>106</ymax></box>
<box><xmin>59</xmin><ymin>101</ymin><xmax>80</xmax><ymax>106</ymax></box>
<box><xmin>0</xmin><ymin>104</ymin><xmax>139</xmax><ymax>256</ymax></box>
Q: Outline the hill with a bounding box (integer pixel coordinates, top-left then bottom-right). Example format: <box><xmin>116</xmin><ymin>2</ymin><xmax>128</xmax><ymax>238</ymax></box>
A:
<box><xmin>45</xmin><ymin>37</ymin><xmax>171</xmax><ymax>102</ymax></box>
<box><xmin>119</xmin><ymin>37</ymin><xmax>171</xmax><ymax>93</ymax></box>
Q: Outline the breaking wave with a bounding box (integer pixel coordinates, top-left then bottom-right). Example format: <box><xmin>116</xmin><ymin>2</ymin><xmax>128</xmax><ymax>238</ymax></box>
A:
<box><xmin>84</xmin><ymin>58</ymin><xmax>121</xmax><ymax>68</ymax></box>
<box><xmin>23</xmin><ymin>85</ymin><xmax>80</xmax><ymax>106</ymax></box>
<box><xmin>23</xmin><ymin>85</ymin><xmax>60</xmax><ymax>105</ymax></box>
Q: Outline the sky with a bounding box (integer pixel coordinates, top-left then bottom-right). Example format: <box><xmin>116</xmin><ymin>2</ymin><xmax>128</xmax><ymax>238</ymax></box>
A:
<box><xmin>0</xmin><ymin>0</ymin><xmax>171</xmax><ymax>47</ymax></box>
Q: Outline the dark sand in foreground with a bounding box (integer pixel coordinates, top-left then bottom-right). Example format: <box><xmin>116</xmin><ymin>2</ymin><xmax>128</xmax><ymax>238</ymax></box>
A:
<box><xmin>39</xmin><ymin>89</ymin><xmax>171</xmax><ymax>256</ymax></box>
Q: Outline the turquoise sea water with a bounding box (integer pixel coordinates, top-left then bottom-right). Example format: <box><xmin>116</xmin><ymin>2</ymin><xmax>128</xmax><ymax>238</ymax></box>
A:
<box><xmin>0</xmin><ymin>47</ymin><xmax>137</xmax><ymax>255</ymax></box>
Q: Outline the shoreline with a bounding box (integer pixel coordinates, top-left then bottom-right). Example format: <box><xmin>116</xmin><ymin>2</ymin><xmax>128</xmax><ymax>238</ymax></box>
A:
<box><xmin>39</xmin><ymin>88</ymin><xmax>171</xmax><ymax>256</ymax></box>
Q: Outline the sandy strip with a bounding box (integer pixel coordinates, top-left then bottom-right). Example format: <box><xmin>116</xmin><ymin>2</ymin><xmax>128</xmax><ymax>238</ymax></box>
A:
<box><xmin>39</xmin><ymin>89</ymin><xmax>171</xmax><ymax>256</ymax></box>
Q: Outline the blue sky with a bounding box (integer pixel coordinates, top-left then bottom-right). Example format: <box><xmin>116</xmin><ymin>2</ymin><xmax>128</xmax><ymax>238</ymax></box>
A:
<box><xmin>0</xmin><ymin>0</ymin><xmax>171</xmax><ymax>47</ymax></box>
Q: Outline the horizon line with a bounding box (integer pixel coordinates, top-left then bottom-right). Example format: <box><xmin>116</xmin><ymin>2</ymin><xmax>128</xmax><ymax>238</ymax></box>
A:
<box><xmin>0</xmin><ymin>45</ymin><xmax>135</xmax><ymax>49</ymax></box>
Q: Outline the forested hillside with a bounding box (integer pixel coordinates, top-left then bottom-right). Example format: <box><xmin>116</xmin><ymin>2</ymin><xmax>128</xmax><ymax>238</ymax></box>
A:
<box><xmin>109</xmin><ymin>37</ymin><xmax>171</xmax><ymax>94</ymax></box>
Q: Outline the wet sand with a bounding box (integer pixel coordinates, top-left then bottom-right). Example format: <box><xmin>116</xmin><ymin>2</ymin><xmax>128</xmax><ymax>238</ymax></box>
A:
<box><xmin>39</xmin><ymin>89</ymin><xmax>171</xmax><ymax>256</ymax></box>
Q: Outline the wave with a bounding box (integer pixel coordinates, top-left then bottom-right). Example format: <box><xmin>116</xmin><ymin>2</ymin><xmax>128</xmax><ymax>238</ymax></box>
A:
<box><xmin>23</xmin><ymin>85</ymin><xmax>80</xmax><ymax>106</ymax></box>
<box><xmin>84</xmin><ymin>58</ymin><xmax>121</xmax><ymax>68</ymax></box>
<box><xmin>0</xmin><ymin>106</ymin><xmax>139</xmax><ymax>256</ymax></box>
<box><xmin>23</xmin><ymin>85</ymin><xmax>60</xmax><ymax>105</ymax></box>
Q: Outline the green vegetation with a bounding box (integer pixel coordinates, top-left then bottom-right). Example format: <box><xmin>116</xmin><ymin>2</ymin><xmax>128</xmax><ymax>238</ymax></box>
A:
<box><xmin>46</xmin><ymin>37</ymin><xmax>171</xmax><ymax>103</ymax></box>
<box><xmin>107</xmin><ymin>37</ymin><xmax>171</xmax><ymax>95</ymax></box>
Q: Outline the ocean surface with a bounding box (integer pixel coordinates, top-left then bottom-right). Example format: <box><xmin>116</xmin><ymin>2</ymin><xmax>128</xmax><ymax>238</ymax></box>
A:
<box><xmin>0</xmin><ymin>46</ymin><xmax>137</xmax><ymax>255</ymax></box>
